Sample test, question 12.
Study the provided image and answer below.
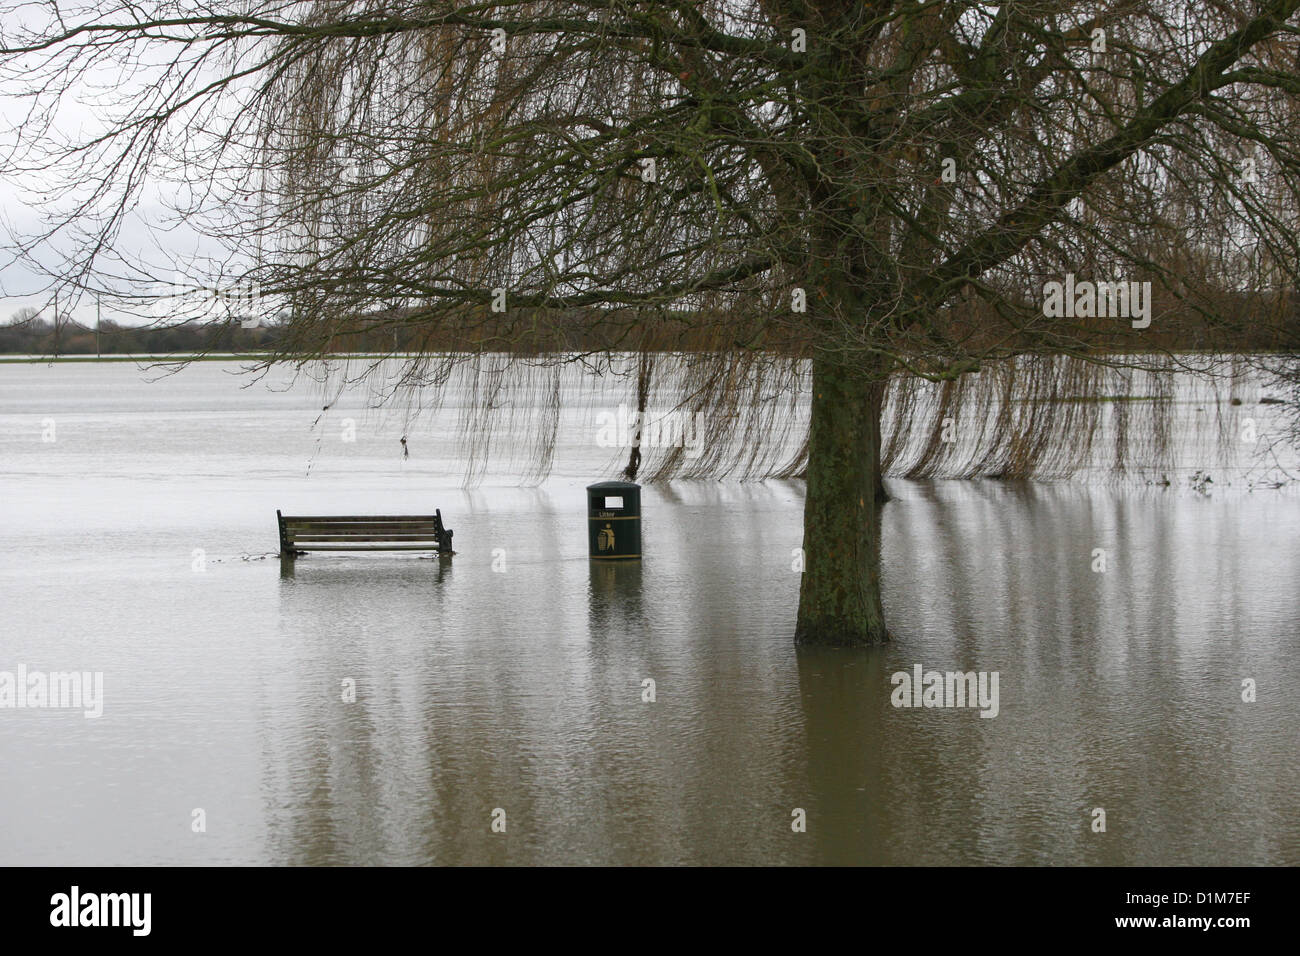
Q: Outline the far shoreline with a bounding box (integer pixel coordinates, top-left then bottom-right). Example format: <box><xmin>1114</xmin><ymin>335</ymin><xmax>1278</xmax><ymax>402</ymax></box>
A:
<box><xmin>0</xmin><ymin>353</ymin><xmax>384</xmax><ymax>363</ymax></box>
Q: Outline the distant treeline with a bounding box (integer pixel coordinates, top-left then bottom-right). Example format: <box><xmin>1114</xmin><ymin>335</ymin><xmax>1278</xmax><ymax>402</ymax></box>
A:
<box><xmin>0</xmin><ymin>316</ymin><xmax>283</xmax><ymax>355</ymax></box>
<box><xmin>2</xmin><ymin>291</ymin><xmax>1298</xmax><ymax>356</ymax></box>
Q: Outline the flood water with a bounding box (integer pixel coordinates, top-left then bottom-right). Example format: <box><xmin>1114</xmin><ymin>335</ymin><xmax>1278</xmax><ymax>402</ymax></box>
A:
<box><xmin>1</xmin><ymin>360</ymin><xmax>1297</xmax><ymax>865</ymax></box>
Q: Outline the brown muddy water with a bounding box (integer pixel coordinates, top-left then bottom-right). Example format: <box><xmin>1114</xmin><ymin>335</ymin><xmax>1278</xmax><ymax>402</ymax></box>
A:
<box><xmin>1</xmin><ymin>361</ymin><xmax>1296</xmax><ymax>864</ymax></box>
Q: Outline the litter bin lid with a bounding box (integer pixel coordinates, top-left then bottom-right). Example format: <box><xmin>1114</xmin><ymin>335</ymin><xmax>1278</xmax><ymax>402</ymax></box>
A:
<box><xmin>586</xmin><ymin>480</ymin><xmax>641</xmax><ymax>492</ymax></box>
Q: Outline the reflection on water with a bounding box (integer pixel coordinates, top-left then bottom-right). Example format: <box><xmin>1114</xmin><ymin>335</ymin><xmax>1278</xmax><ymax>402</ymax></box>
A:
<box><xmin>0</xmin><ymin>363</ymin><xmax>1297</xmax><ymax>865</ymax></box>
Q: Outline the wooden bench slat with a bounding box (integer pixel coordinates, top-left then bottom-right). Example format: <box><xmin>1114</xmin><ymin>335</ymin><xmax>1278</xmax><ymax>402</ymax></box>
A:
<box><xmin>291</xmin><ymin>544</ymin><xmax>447</xmax><ymax>551</ymax></box>
<box><xmin>285</xmin><ymin>523</ymin><xmax>443</xmax><ymax>533</ymax></box>
<box><xmin>284</xmin><ymin>528</ymin><xmax>447</xmax><ymax>535</ymax></box>
<box><xmin>286</xmin><ymin>520</ymin><xmax>444</xmax><ymax>528</ymax></box>
<box><xmin>288</xmin><ymin>534</ymin><xmax>446</xmax><ymax>543</ymax></box>
<box><xmin>281</xmin><ymin>515</ymin><xmax>443</xmax><ymax>522</ymax></box>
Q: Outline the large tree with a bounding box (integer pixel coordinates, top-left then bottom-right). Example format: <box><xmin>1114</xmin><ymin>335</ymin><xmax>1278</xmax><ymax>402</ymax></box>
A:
<box><xmin>3</xmin><ymin>0</ymin><xmax>1300</xmax><ymax>644</ymax></box>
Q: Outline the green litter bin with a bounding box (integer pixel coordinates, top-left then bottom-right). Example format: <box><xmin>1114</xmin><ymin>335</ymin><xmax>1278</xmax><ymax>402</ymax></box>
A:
<box><xmin>587</xmin><ymin>481</ymin><xmax>641</xmax><ymax>560</ymax></box>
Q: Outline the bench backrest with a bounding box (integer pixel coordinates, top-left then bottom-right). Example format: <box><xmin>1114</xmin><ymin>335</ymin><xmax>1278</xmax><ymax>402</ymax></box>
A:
<box><xmin>277</xmin><ymin>510</ymin><xmax>453</xmax><ymax>553</ymax></box>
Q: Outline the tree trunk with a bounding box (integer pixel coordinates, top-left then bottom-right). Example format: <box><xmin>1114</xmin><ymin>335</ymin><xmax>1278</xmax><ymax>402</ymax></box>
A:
<box><xmin>795</xmin><ymin>356</ymin><xmax>890</xmax><ymax>646</ymax></box>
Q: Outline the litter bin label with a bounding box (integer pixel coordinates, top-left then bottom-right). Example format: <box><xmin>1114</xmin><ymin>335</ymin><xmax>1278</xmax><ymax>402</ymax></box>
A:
<box><xmin>598</xmin><ymin>523</ymin><xmax>616</xmax><ymax>551</ymax></box>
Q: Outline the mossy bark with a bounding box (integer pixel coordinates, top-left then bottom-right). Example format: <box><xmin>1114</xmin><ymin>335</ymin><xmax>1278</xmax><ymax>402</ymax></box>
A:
<box><xmin>795</xmin><ymin>357</ymin><xmax>890</xmax><ymax>646</ymax></box>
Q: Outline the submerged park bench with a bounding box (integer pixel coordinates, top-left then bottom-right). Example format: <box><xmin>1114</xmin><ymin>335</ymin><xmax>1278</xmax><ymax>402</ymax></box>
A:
<box><xmin>276</xmin><ymin>509</ymin><xmax>454</xmax><ymax>558</ymax></box>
